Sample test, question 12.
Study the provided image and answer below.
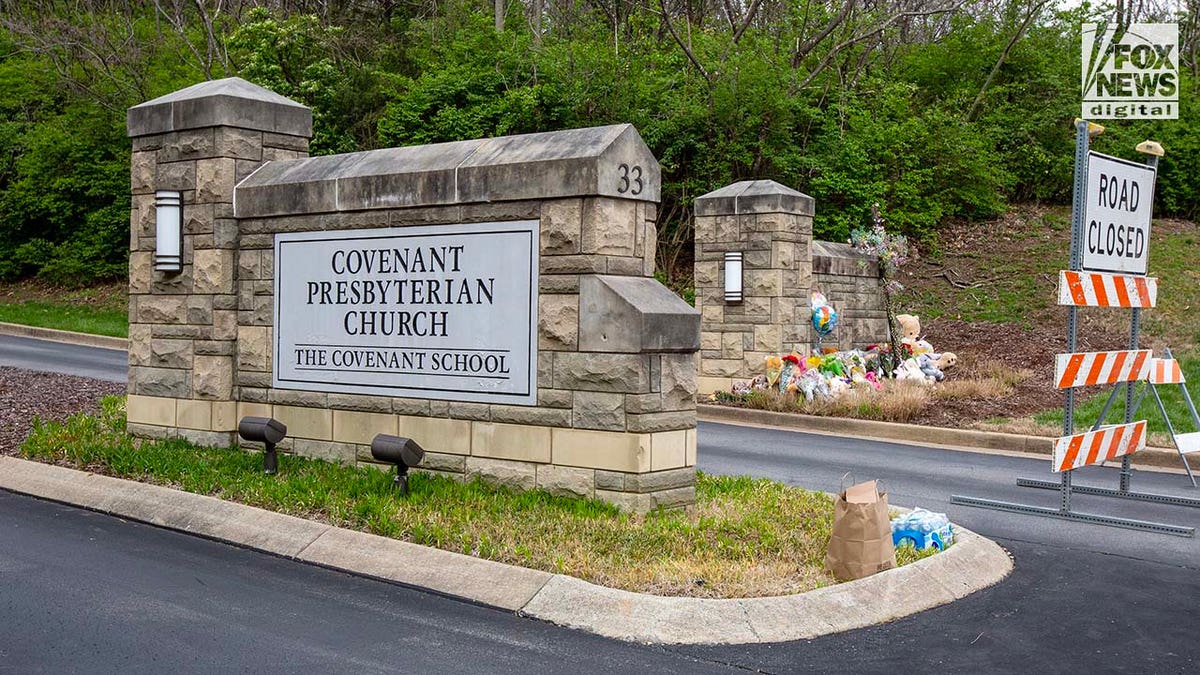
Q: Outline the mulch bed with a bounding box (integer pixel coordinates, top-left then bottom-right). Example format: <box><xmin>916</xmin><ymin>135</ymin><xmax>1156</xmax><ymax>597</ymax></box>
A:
<box><xmin>908</xmin><ymin>317</ymin><xmax>1128</xmax><ymax>428</ymax></box>
<box><xmin>0</xmin><ymin>367</ymin><xmax>124</xmax><ymax>455</ymax></box>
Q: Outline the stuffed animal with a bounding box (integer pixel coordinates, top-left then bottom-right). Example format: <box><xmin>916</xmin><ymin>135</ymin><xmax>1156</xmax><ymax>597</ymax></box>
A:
<box><xmin>751</xmin><ymin>374</ymin><xmax>769</xmax><ymax>390</ymax></box>
<box><xmin>895</xmin><ymin>357</ymin><xmax>932</xmax><ymax>384</ymax></box>
<box><xmin>916</xmin><ymin>351</ymin><xmax>960</xmax><ymax>383</ymax></box>
<box><xmin>895</xmin><ymin>314</ymin><xmax>934</xmax><ymax>356</ymax></box>
<box><xmin>732</xmin><ymin>380</ymin><xmax>753</xmax><ymax>395</ymax></box>
<box><xmin>936</xmin><ymin>352</ymin><xmax>959</xmax><ymax>372</ymax></box>
<box><xmin>896</xmin><ymin>314</ymin><xmax>920</xmax><ymax>343</ymax></box>
<box><xmin>916</xmin><ymin>353</ymin><xmax>946</xmax><ymax>382</ymax></box>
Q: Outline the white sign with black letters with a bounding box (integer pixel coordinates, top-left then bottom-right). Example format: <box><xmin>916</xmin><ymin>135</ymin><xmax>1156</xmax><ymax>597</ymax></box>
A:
<box><xmin>273</xmin><ymin>221</ymin><xmax>539</xmax><ymax>405</ymax></box>
<box><xmin>1082</xmin><ymin>152</ymin><xmax>1156</xmax><ymax>275</ymax></box>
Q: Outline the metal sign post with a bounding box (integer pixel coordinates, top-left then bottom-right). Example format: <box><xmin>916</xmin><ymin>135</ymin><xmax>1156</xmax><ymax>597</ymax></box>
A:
<box><xmin>952</xmin><ymin>121</ymin><xmax>1194</xmax><ymax>536</ymax></box>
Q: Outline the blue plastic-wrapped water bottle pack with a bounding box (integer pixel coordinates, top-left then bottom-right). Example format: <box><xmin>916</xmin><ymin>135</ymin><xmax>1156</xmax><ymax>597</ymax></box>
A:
<box><xmin>890</xmin><ymin>508</ymin><xmax>954</xmax><ymax>551</ymax></box>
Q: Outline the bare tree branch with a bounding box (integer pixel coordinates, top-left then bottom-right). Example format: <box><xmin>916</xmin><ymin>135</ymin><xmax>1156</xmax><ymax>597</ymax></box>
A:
<box><xmin>966</xmin><ymin>0</ymin><xmax>1052</xmax><ymax>122</ymax></box>
<box><xmin>658</xmin><ymin>0</ymin><xmax>711</xmax><ymax>80</ymax></box>
<box><xmin>792</xmin><ymin>0</ymin><xmax>857</xmax><ymax>68</ymax></box>
<box><xmin>794</xmin><ymin>0</ymin><xmax>972</xmax><ymax>91</ymax></box>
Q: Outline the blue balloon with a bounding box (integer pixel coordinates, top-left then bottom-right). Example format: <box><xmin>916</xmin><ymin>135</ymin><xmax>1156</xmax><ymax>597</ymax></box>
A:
<box><xmin>811</xmin><ymin>291</ymin><xmax>838</xmax><ymax>337</ymax></box>
<box><xmin>812</xmin><ymin>305</ymin><xmax>838</xmax><ymax>337</ymax></box>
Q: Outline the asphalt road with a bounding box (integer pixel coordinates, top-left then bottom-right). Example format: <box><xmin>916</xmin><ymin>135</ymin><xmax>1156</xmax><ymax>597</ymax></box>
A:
<box><xmin>0</xmin><ymin>490</ymin><xmax>731</xmax><ymax>674</ymax></box>
<box><xmin>0</xmin><ymin>334</ymin><xmax>126</xmax><ymax>382</ymax></box>
<box><xmin>1</xmin><ymin>335</ymin><xmax>1198</xmax><ymax>672</ymax></box>
<box><xmin>691</xmin><ymin>421</ymin><xmax>1200</xmax><ymax>673</ymax></box>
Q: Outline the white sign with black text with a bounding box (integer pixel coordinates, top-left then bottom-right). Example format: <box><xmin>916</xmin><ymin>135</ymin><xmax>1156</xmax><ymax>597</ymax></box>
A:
<box><xmin>1082</xmin><ymin>152</ymin><xmax>1156</xmax><ymax>275</ymax></box>
<box><xmin>273</xmin><ymin>221</ymin><xmax>539</xmax><ymax>405</ymax></box>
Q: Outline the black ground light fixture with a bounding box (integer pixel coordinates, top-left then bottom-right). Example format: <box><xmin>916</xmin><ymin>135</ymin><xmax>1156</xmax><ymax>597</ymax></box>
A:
<box><xmin>370</xmin><ymin>435</ymin><xmax>425</xmax><ymax>496</ymax></box>
<box><xmin>238</xmin><ymin>416</ymin><xmax>287</xmax><ymax>475</ymax></box>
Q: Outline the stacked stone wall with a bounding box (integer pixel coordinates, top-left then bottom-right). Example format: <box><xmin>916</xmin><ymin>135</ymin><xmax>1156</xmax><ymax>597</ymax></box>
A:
<box><xmin>226</xmin><ymin>197</ymin><xmax>696</xmax><ymax>510</ymax></box>
<box><xmin>812</xmin><ymin>241</ymin><xmax>889</xmax><ymax>350</ymax></box>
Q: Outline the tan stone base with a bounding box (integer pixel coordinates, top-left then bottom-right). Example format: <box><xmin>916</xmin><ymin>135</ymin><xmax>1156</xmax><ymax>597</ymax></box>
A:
<box><xmin>697</xmin><ymin>376</ymin><xmax>733</xmax><ymax>395</ymax></box>
<box><xmin>126</xmin><ymin>394</ymin><xmax>698</xmax><ymax>511</ymax></box>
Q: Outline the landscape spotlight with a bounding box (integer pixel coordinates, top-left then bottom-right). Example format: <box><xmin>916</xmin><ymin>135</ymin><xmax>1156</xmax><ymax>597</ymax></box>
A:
<box><xmin>238</xmin><ymin>416</ymin><xmax>287</xmax><ymax>475</ymax></box>
<box><xmin>370</xmin><ymin>435</ymin><xmax>425</xmax><ymax>496</ymax></box>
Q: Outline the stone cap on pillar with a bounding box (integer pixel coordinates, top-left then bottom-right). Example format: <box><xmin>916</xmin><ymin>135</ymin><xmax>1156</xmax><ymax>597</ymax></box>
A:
<box><xmin>578</xmin><ymin>275</ymin><xmax>700</xmax><ymax>353</ymax></box>
<box><xmin>694</xmin><ymin>180</ymin><xmax>814</xmax><ymax>217</ymax></box>
<box><xmin>127</xmin><ymin>77</ymin><xmax>312</xmax><ymax>138</ymax></box>
<box><xmin>232</xmin><ymin>124</ymin><xmax>660</xmax><ymax>217</ymax></box>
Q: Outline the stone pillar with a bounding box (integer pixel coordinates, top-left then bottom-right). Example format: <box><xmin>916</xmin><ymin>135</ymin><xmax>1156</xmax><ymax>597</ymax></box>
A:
<box><xmin>125</xmin><ymin>78</ymin><xmax>312</xmax><ymax>445</ymax></box>
<box><xmin>693</xmin><ymin>180</ymin><xmax>814</xmax><ymax>394</ymax></box>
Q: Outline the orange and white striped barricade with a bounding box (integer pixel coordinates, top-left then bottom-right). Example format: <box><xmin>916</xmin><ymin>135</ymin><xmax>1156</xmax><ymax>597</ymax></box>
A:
<box><xmin>1140</xmin><ymin>348</ymin><xmax>1200</xmax><ymax>486</ymax></box>
<box><xmin>1058</xmin><ymin>271</ymin><xmax>1157</xmax><ymax>308</ymax></box>
<box><xmin>1051</xmin><ymin>421</ymin><xmax>1147</xmax><ymax>473</ymax></box>
<box><xmin>1053</xmin><ymin>349</ymin><xmax>1152</xmax><ymax>390</ymax></box>
<box><xmin>953</xmin><ymin>122</ymin><xmax>1194</xmax><ymax>536</ymax></box>
<box><xmin>1017</xmin><ymin>346</ymin><xmax>1200</xmax><ymax>513</ymax></box>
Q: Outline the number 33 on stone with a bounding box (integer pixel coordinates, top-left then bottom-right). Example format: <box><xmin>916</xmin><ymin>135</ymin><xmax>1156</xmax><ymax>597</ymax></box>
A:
<box><xmin>617</xmin><ymin>164</ymin><xmax>644</xmax><ymax>195</ymax></box>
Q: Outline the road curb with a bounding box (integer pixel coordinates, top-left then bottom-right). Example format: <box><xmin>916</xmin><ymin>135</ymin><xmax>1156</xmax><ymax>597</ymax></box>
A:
<box><xmin>698</xmin><ymin>404</ymin><xmax>1186</xmax><ymax>471</ymax></box>
<box><xmin>0</xmin><ymin>322</ymin><xmax>128</xmax><ymax>351</ymax></box>
<box><xmin>0</xmin><ymin>455</ymin><xmax>1012</xmax><ymax>645</ymax></box>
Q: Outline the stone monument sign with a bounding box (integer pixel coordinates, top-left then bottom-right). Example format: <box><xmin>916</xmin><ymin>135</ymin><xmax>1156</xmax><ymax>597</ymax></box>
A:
<box><xmin>125</xmin><ymin>78</ymin><xmax>699</xmax><ymax>510</ymax></box>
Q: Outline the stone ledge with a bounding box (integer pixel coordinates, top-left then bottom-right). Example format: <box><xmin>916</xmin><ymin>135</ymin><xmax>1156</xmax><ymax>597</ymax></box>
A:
<box><xmin>813</xmin><ymin>241</ymin><xmax>879</xmax><ymax>277</ymax></box>
<box><xmin>578</xmin><ymin>275</ymin><xmax>700</xmax><ymax>353</ymax></box>
<box><xmin>127</xmin><ymin>396</ymin><xmax>696</xmax><ymax>481</ymax></box>
<box><xmin>233</xmin><ymin>124</ymin><xmax>660</xmax><ymax>217</ymax></box>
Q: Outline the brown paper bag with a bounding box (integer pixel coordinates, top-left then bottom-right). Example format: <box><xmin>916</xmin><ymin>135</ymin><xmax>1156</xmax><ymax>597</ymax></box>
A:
<box><xmin>825</xmin><ymin>479</ymin><xmax>897</xmax><ymax>581</ymax></box>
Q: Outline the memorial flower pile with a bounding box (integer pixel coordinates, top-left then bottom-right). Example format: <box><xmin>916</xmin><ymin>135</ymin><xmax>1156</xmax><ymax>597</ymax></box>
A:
<box><xmin>714</xmin><ymin>313</ymin><xmax>959</xmax><ymax>405</ymax></box>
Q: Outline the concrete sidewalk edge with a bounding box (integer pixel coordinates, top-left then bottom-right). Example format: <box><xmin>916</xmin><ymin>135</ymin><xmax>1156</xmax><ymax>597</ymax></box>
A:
<box><xmin>0</xmin><ymin>322</ymin><xmax>128</xmax><ymax>351</ymax></box>
<box><xmin>0</xmin><ymin>455</ymin><xmax>1012</xmax><ymax>645</ymax></box>
<box><xmin>699</xmin><ymin>404</ymin><xmax>1186</xmax><ymax>470</ymax></box>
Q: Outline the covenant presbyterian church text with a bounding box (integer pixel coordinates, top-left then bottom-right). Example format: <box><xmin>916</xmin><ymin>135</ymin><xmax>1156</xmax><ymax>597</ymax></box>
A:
<box><xmin>303</xmin><ymin>244</ymin><xmax>497</xmax><ymax>338</ymax></box>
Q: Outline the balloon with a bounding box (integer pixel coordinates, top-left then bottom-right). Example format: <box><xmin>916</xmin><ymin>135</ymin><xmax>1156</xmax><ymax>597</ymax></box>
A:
<box><xmin>810</xmin><ymin>291</ymin><xmax>838</xmax><ymax>338</ymax></box>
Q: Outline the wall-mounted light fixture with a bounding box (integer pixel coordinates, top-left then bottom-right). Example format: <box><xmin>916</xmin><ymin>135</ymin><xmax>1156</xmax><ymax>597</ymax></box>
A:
<box><xmin>155</xmin><ymin>190</ymin><xmax>183</xmax><ymax>273</ymax></box>
<box><xmin>724</xmin><ymin>251</ymin><xmax>743</xmax><ymax>304</ymax></box>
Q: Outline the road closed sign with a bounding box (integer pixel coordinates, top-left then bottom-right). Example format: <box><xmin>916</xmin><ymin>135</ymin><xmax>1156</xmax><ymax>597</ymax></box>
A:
<box><xmin>1082</xmin><ymin>152</ymin><xmax>1156</xmax><ymax>275</ymax></box>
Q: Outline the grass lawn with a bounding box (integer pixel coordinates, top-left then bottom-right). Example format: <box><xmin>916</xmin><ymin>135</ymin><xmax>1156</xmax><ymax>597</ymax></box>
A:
<box><xmin>21</xmin><ymin>396</ymin><xmax>935</xmax><ymax>599</ymax></box>
<box><xmin>0</xmin><ymin>280</ymin><xmax>128</xmax><ymax>337</ymax></box>
<box><xmin>0</xmin><ymin>300</ymin><xmax>128</xmax><ymax>337</ymax></box>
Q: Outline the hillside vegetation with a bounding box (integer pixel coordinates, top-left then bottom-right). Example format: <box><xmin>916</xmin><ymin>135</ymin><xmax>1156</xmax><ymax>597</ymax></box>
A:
<box><xmin>899</xmin><ymin>207</ymin><xmax>1200</xmax><ymax>437</ymax></box>
<box><xmin>3</xmin><ymin>1</ymin><xmax>1200</xmax><ymax>287</ymax></box>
